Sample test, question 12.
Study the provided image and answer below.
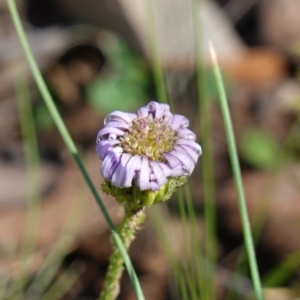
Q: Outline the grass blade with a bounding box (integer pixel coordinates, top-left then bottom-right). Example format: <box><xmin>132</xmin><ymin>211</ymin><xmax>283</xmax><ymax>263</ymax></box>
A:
<box><xmin>0</xmin><ymin>270</ymin><xmax>9</xmax><ymax>299</ymax></box>
<box><xmin>263</xmin><ymin>249</ymin><xmax>300</xmax><ymax>287</ymax></box>
<box><xmin>144</xmin><ymin>0</ymin><xmax>168</xmax><ymax>104</ymax></box>
<box><xmin>150</xmin><ymin>206</ymin><xmax>189</xmax><ymax>299</ymax></box>
<box><xmin>8</xmin><ymin>75</ymin><xmax>41</xmax><ymax>299</ymax></box>
<box><xmin>6</xmin><ymin>1</ymin><xmax>145</xmax><ymax>298</ymax></box>
<box><xmin>209</xmin><ymin>42</ymin><xmax>264</xmax><ymax>300</ymax></box>
<box><xmin>40</xmin><ymin>266</ymin><xmax>80</xmax><ymax>300</ymax></box>
<box><xmin>176</xmin><ymin>189</ymin><xmax>200</xmax><ymax>300</ymax></box>
<box><xmin>25</xmin><ymin>190</ymin><xmax>86</xmax><ymax>299</ymax></box>
<box><xmin>191</xmin><ymin>0</ymin><xmax>217</xmax><ymax>298</ymax></box>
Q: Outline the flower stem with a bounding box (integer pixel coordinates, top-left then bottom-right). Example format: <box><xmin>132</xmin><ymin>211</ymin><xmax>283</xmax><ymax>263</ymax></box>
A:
<box><xmin>99</xmin><ymin>208</ymin><xmax>146</xmax><ymax>300</ymax></box>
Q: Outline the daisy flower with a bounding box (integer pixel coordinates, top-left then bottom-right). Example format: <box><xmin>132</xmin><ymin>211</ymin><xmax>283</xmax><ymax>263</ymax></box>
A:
<box><xmin>96</xmin><ymin>101</ymin><xmax>201</xmax><ymax>209</ymax></box>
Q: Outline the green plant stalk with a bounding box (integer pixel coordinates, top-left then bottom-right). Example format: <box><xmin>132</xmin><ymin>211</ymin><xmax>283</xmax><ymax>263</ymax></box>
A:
<box><xmin>10</xmin><ymin>75</ymin><xmax>41</xmax><ymax>300</ymax></box>
<box><xmin>6</xmin><ymin>1</ymin><xmax>145</xmax><ymax>299</ymax></box>
<box><xmin>209</xmin><ymin>43</ymin><xmax>264</xmax><ymax>300</ymax></box>
<box><xmin>144</xmin><ymin>0</ymin><xmax>168</xmax><ymax>104</ymax></box>
<box><xmin>191</xmin><ymin>1</ymin><xmax>217</xmax><ymax>298</ymax></box>
<box><xmin>99</xmin><ymin>209</ymin><xmax>146</xmax><ymax>300</ymax></box>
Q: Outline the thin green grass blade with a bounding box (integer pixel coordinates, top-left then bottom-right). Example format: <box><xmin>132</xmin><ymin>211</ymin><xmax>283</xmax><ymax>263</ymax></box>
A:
<box><xmin>181</xmin><ymin>265</ymin><xmax>197</xmax><ymax>300</ymax></box>
<box><xmin>6</xmin><ymin>1</ymin><xmax>145</xmax><ymax>298</ymax></box>
<box><xmin>191</xmin><ymin>1</ymin><xmax>217</xmax><ymax>298</ymax></box>
<box><xmin>229</xmin><ymin>171</ymin><xmax>281</xmax><ymax>280</ymax></box>
<box><xmin>225</xmin><ymin>150</ymin><xmax>293</xmax><ymax>291</ymax></box>
<box><xmin>176</xmin><ymin>269</ymin><xmax>189</xmax><ymax>300</ymax></box>
<box><xmin>183</xmin><ymin>184</ymin><xmax>207</xmax><ymax>300</ymax></box>
<box><xmin>9</xmin><ymin>75</ymin><xmax>41</xmax><ymax>300</ymax></box>
<box><xmin>149</xmin><ymin>206</ymin><xmax>190</xmax><ymax>299</ymax></box>
<box><xmin>209</xmin><ymin>43</ymin><xmax>264</xmax><ymax>300</ymax></box>
<box><xmin>40</xmin><ymin>266</ymin><xmax>80</xmax><ymax>300</ymax></box>
<box><xmin>25</xmin><ymin>190</ymin><xmax>86</xmax><ymax>299</ymax></box>
<box><xmin>176</xmin><ymin>190</ymin><xmax>199</xmax><ymax>300</ymax></box>
<box><xmin>0</xmin><ymin>240</ymin><xmax>17</xmax><ymax>298</ymax></box>
<box><xmin>223</xmin><ymin>172</ymin><xmax>281</xmax><ymax>300</ymax></box>
<box><xmin>263</xmin><ymin>248</ymin><xmax>300</xmax><ymax>287</ymax></box>
<box><xmin>144</xmin><ymin>0</ymin><xmax>168</xmax><ymax>104</ymax></box>
<box><xmin>0</xmin><ymin>270</ymin><xmax>9</xmax><ymax>299</ymax></box>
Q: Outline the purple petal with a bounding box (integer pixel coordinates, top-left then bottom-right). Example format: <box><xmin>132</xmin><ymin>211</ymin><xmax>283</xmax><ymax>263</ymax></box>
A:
<box><xmin>176</xmin><ymin>139</ymin><xmax>202</xmax><ymax>155</ymax></box>
<box><xmin>150</xmin><ymin>173</ymin><xmax>156</xmax><ymax>180</ymax></box>
<box><xmin>104</xmin><ymin>111</ymin><xmax>136</xmax><ymax>124</ymax></box>
<box><xmin>104</xmin><ymin>121</ymin><xmax>130</xmax><ymax>130</ymax></box>
<box><xmin>177</xmin><ymin>129</ymin><xmax>196</xmax><ymax>140</ymax></box>
<box><xmin>96</xmin><ymin>140</ymin><xmax>119</xmax><ymax>160</ymax></box>
<box><xmin>147</xmin><ymin>101</ymin><xmax>171</xmax><ymax>119</ymax></box>
<box><xmin>160</xmin><ymin>104</ymin><xmax>172</xmax><ymax>119</ymax></box>
<box><xmin>97</xmin><ymin>101</ymin><xmax>201</xmax><ymax>187</ymax></box>
<box><xmin>150</xmin><ymin>180</ymin><xmax>160</xmax><ymax>191</ymax></box>
<box><xmin>163</xmin><ymin>111</ymin><xmax>173</xmax><ymax>122</ymax></box>
<box><xmin>122</xmin><ymin>155</ymin><xmax>142</xmax><ymax>187</ymax></box>
<box><xmin>138</xmin><ymin>157</ymin><xmax>151</xmax><ymax>190</ymax></box>
<box><xmin>157</xmin><ymin>162</ymin><xmax>173</xmax><ymax>177</ymax></box>
<box><xmin>163</xmin><ymin>153</ymin><xmax>181</xmax><ymax>168</ymax></box>
<box><xmin>170</xmin><ymin>165</ymin><xmax>186</xmax><ymax>176</ymax></box>
<box><xmin>111</xmin><ymin>153</ymin><xmax>132</xmax><ymax>187</ymax></box>
<box><xmin>97</xmin><ymin>127</ymin><xmax>125</xmax><ymax>140</ymax></box>
<box><xmin>168</xmin><ymin>149</ymin><xmax>195</xmax><ymax>175</ymax></box>
<box><xmin>100</xmin><ymin>149</ymin><xmax>123</xmax><ymax>180</ymax></box>
<box><xmin>175</xmin><ymin>145</ymin><xmax>199</xmax><ymax>164</ymax></box>
<box><xmin>137</xmin><ymin>106</ymin><xmax>149</xmax><ymax>117</ymax></box>
<box><xmin>167</xmin><ymin>114</ymin><xmax>189</xmax><ymax>131</ymax></box>
<box><xmin>150</xmin><ymin>161</ymin><xmax>167</xmax><ymax>186</ymax></box>
<box><xmin>108</xmin><ymin>133</ymin><xmax>118</xmax><ymax>141</ymax></box>
<box><xmin>147</xmin><ymin>101</ymin><xmax>158</xmax><ymax>113</ymax></box>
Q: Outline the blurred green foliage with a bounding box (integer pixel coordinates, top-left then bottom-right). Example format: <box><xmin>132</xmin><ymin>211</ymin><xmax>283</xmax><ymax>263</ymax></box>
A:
<box><xmin>87</xmin><ymin>36</ymin><xmax>150</xmax><ymax>114</ymax></box>
<box><xmin>33</xmin><ymin>103</ymin><xmax>54</xmax><ymax>132</ymax></box>
<box><xmin>239</xmin><ymin>127</ymin><xmax>280</xmax><ymax>169</ymax></box>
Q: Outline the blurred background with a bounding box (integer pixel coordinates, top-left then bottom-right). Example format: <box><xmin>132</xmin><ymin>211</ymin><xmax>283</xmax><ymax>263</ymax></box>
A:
<box><xmin>1</xmin><ymin>0</ymin><xmax>300</xmax><ymax>299</ymax></box>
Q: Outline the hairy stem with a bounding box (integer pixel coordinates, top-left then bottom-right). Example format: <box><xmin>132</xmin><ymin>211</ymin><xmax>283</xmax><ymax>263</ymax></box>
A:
<box><xmin>99</xmin><ymin>208</ymin><xmax>146</xmax><ymax>300</ymax></box>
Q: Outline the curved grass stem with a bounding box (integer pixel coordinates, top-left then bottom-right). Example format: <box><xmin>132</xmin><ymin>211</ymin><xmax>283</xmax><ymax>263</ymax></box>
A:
<box><xmin>6</xmin><ymin>1</ymin><xmax>145</xmax><ymax>299</ymax></box>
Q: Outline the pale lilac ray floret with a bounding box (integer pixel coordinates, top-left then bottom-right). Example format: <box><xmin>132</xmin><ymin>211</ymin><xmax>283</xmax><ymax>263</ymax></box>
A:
<box><xmin>96</xmin><ymin>101</ymin><xmax>202</xmax><ymax>191</ymax></box>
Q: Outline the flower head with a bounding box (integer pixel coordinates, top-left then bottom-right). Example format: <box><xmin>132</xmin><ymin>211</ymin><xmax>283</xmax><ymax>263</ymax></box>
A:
<box><xmin>96</xmin><ymin>101</ymin><xmax>201</xmax><ymax>211</ymax></box>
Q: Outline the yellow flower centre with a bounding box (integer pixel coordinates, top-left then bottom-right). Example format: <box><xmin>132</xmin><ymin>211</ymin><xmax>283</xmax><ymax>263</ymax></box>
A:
<box><xmin>119</xmin><ymin>116</ymin><xmax>177</xmax><ymax>161</ymax></box>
